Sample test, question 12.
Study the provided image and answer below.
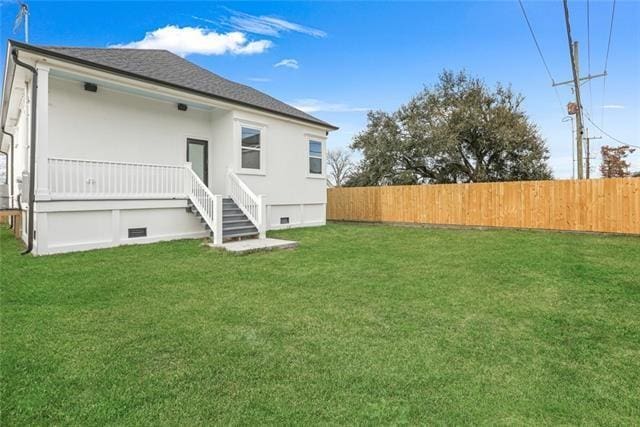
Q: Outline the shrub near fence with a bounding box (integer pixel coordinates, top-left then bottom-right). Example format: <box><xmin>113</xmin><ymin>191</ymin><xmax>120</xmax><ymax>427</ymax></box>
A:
<box><xmin>327</xmin><ymin>178</ymin><xmax>640</xmax><ymax>235</ymax></box>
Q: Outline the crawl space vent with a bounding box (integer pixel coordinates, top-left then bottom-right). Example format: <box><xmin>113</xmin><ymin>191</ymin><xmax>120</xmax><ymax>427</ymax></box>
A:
<box><xmin>280</xmin><ymin>217</ymin><xmax>290</xmax><ymax>225</ymax></box>
<box><xmin>128</xmin><ymin>227</ymin><xmax>147</xmax><ymax>238</ymax></box>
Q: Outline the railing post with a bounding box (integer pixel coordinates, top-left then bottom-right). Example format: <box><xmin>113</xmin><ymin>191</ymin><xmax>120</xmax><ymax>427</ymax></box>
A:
<box><xmin>258</xmin><ymin>194</ymin><xmax>266</xmax><ymax>239</ymax></box>
<box><xmin>213</xmin><ymin>194</ymin><xmax>223</xmax><ymax>245</ymax></box>
<box><xmin>184</xmin><ymin>162</ymin><xmax>192</xmax><ymax>196</ymax></box>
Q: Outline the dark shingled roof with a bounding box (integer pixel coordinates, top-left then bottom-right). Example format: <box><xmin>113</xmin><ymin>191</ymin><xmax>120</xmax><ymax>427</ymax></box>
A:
<box><xmin>12</xmin><ymin>41</ymin><xmax>336</xmax><ymax>130</ymax></box>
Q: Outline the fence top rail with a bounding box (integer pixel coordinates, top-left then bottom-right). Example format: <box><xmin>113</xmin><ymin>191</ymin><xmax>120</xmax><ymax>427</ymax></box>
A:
<box><xmin>48</xmin><ymin>157</ymin><xmax>185</xmax><ymax>169</ymax></box>
<box><xmin>328</xmin><ymin>177</ymin><xmax>640</xmax><ymax>191</ymax></box>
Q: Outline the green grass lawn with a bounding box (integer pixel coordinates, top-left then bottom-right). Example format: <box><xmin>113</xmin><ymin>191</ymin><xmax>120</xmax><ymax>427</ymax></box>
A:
<box><xmin>1</xmin><ymin>223</ymin><xmax>639</xmax><ymax>425</ymax></box>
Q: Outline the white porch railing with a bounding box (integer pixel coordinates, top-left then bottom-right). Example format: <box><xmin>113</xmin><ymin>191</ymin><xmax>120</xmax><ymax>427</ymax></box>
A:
<box><xmin>228</xmin><ymin>170</ymin><xmax>266</xmax><ymax>239</ymax></box>
<box><xmin>48</xmin><ymin>157</ymin><xmax>186</xmax><ymax>199</ymax></box>
<box><xmin>185</xmin><ymin>164</ymin><xmax>222</xmax><ymax>245</ymax></box>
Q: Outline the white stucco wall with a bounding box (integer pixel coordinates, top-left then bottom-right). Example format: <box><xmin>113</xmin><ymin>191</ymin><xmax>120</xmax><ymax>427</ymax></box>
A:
<box><xmin>36</xmin><ymin>200</ymin><xmax>208</xmax><ymax>255</ymax></box>
<box><xmin>209</xmin><ymin>109</ymin><xmax>234</xmax><ymax>192</ymax></box>
<box><xmin>49</xmin><ymin>77</ymin><xmax>213</xmax><ymax>165</ymax></box>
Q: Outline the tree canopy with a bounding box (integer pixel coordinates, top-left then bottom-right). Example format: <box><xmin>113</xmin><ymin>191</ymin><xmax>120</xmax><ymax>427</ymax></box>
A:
<box><xmin>348</xmin><ymin>70</ymin><xmax>552</xmax><ymax>186</ymax></box>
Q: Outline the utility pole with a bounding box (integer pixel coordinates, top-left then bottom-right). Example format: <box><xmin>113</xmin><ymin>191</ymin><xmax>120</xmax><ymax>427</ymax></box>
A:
<box><xmin>562</xmin><ymin>116</ymin><xmax>575</xmax><ymax>179</ymax></box>
<box><xmin>585</xmin><ymin>127</ymin><xmax>590</xmax><ymax>179</ymax></box>
<box><xmin>560</xmin><ymin>0</ymin><xmax>598</xmax><ymax>180</ymax></box>
<box><xmin>584</xmin><ymin>128</ymin><xmax>602</xmax><ymax>179</ymax></box>
<box><xmin>569</xmin><ymin>38</ymin><xmax>584</xmax><ymax>179</ymax></box>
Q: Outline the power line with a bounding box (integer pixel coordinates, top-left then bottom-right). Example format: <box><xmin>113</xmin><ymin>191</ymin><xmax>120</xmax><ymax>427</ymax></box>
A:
<box><xmin>517</xmin><ymin>0</ymin><xmax>555</xmax><ymax>84</ymax></box>
<box><xmin>584</xmin><ymin>112</ymin><xmax>640</xmax><ymax>149</ymax></box>
<box><xmin>603</xmin><ymin>0</ymin><xmax>617</xmax><ymax>72</ymax></box>
<box><xmin>587</xmin><ymin>0</ymin><xmax>593</xmax><ymax>116</ymax></box>
<box><xmin>601</xmin><ymin>0</ymin><xmax>617</xmax><ymax>126</ymax></box>
<box><xmin>517</xmin><ymin>0</ymin><xmax>566</xmax><ymax>115</ymax></box>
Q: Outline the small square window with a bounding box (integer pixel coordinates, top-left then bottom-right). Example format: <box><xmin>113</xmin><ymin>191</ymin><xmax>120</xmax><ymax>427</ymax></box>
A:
<box><xmin>309</xmin><ymin>157</ymin><xmax>322</xmax><ymax>174</ymax></box>
<box><xmin>242</xmin><ymin>148</ymin><xmax>260</xmax><ymax>169</ymax></box>
<box><xmin>309</xmin><ymin>141</ymin><xmax>322</xmax><ymax>156</ymax></box>
<box><xmin>242</xmin><ymin>128</ymin><xmax>261</xmax><ymax>149</ymax></box>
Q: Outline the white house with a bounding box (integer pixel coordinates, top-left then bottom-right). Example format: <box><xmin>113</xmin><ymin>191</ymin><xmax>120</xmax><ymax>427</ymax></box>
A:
<box><xmin>0</xmin><ymin>41</ymin><xmax>337</xmax><ymax>255</ymax></box>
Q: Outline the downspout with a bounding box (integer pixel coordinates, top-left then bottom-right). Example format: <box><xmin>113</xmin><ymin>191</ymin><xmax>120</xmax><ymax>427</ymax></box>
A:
<box><xmin>1</xmin><ymin>127</ymin><xmax>14</xmax><ymax>229</ymax></box>
<box><xmin>11</xmin><ymin>48</ymin><xmax>37</xmax><ymax>255</ymax></box>
<box><xmin>1</xmin><ymin>127</ymin><xmax>15</xmax><ymax>207</ymax></box>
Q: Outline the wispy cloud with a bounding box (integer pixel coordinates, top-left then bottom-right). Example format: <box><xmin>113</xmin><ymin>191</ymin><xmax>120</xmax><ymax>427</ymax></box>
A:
<box><xmin>603</xmin><ymin>104</ymin><xmax>625</xmax><ymax>109</ymax></box>
<box><xmin>247</xmin><ymin>77</ymin><xmax>271</xmax><ymax>82</ymax></box>
<box><xmin>274</xmin><ymin>59</ymin><xmax>299</xmax><ymax>69</ymax></box>
<box><xmin>291</xmin><ymin>99</ymin><xmax>370</xmax><ymax>113</ymax></box>
<box><xmin>196</xmin><ymin>9</ymin><xmax>326</xmax><ymax>38</ymax></box>
<box><xmin>111</xmin><ymin>25</ymin><xmax>272</xmax><ymax>57</ymax></box>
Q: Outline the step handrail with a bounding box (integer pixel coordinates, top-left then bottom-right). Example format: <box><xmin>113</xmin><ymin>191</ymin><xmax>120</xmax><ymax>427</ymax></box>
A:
<box><xmin>227</xmin><ymin>170</ymin><xmax>265</xmax><ymax>238</ymax></box>
<box><xmin>185</xmin><ymin>164</ymin><xmax>223</xmax><ymax>244</ymax></box>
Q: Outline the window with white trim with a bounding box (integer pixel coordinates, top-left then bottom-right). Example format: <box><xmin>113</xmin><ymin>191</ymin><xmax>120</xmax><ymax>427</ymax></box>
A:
<box><xmin>308</xmin><ymin>140</ymin><xmax>323</xmax><ymax>175</ymax></box>
<box><xmin>241</xmin><ymin>127</ymin><xmax>261</xmax><ymax>170</ymax></box>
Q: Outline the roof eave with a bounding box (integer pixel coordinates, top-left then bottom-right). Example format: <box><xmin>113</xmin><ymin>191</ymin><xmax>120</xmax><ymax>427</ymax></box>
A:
<box><xmin>1</xmin><ymin>41</ymin><xmax>18</xmax><ymax>131</ymax></box>
<box><xmin>8</xmin><ymin>40</ymin><xmax>339</xmax><ymax>131</ymax></box>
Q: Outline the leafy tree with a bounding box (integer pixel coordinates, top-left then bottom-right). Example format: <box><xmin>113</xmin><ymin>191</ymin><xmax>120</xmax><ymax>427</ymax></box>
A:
<box><xmin>326</xmin><ymin>148</ymin><xmax>354</xmax><ymax>187</ymax></box>
<box><xmin>349</xmin><ymin>70</ymin><xmax>552</xmax><ymax>185</ymax></box>
<box><xmin>600</xmin><ymin>145</ymin><xmax>636</xmax><ymax>178</ymax></box>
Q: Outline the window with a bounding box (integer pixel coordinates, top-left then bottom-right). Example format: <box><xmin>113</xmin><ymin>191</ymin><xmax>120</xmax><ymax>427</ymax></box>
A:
<box><xmin>241</xmin><ymin>127</ymin><xmax>261</xmax><ymax>170</ymax></box>
<box><xmin>309</xmin><ymin>140</ymin><xmax>323</xmax><ymax>175</ymax></box>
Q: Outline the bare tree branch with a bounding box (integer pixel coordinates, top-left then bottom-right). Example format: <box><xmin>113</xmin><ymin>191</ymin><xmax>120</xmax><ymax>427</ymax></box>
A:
<box><xmin>327</xmin><ymin>148</ymin><xmax>355</xmax><ymax>187</ymax></box>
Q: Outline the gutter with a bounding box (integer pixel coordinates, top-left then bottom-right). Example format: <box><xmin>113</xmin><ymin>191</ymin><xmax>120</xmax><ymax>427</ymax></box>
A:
<box><xmin>11</xmin><ymin>48</ymin><xmax>37</xmax><ymax>255</ymax></box>
<box><xmin>1</xmin><ymin>42</ymin><xmax>18</xmax><ymax>131</ymax></box>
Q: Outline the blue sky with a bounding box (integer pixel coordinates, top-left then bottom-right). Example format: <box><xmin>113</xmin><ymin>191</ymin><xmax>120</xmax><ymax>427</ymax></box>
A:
<box><xmin>2</xmin><ymin>0</ymin><xmax>639</xmax><ymax>177</ymax></box>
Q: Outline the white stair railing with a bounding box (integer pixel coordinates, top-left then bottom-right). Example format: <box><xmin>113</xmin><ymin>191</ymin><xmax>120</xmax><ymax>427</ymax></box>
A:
<box><xmin>227</xmin><ymin>170</ymin><xmax>266</xmax><ymax>239</ymax></box>
<box><xmin>185</xmin><ymin>164</ymin><xmax>223</xmax><ymax>245</ymax></box>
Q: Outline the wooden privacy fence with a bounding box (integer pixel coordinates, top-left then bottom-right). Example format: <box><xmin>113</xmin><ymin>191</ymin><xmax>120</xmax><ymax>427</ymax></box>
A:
<box><xmin>327</xmin><ymin>178</ymin><xmax>640</xmax><ymax>235</ymax></box>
